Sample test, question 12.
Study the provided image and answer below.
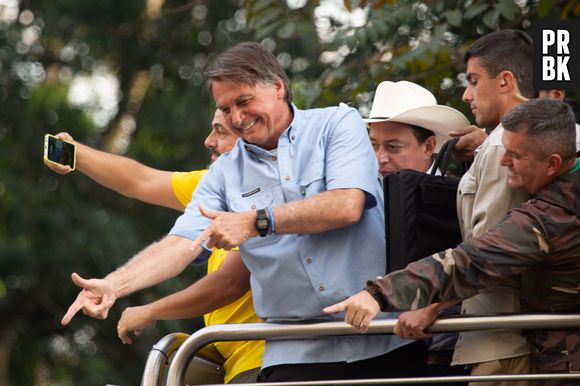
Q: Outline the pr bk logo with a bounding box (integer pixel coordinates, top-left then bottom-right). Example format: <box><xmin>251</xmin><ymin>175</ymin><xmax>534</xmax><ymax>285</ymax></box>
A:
<box><xmin>534</xmin><ymin>20</ymin><xmax>580</xmax><ymax>91</ymax></box>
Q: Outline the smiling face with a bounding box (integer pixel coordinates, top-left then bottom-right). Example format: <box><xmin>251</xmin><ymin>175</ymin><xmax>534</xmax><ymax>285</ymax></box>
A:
<box><xmin>204</xmin><ymin>110</ymin><xmax>238</xmax><ymax>163</ymax></box>
<box><xmin>462</xmin><ymin>57</ymin><xmax>505</xmax><ymax>131</ymax></box>
<box><xmin>211</xmin><ymin>79</ymin><xmax>291</xmax><ymax>150</ymax></box>
<box><xmin>500</xmin><ymin>129</ymin><xmax>553</xmax><ymax>195</ymax></box>
<box><xmin>369</xmin><ymin>121</ymin><xmax>435</xmax><ymax>177</ymax></box>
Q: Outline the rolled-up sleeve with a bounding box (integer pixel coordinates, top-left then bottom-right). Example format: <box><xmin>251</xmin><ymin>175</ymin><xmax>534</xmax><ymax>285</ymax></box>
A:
<box><xmin>169</xmin><ymin>163</ymin><xmax>228</xmax><ymax>262</ymax></box>
<box><xmin>324</xmin><ymin>108</ymin><xmax>379</xmax><ymax>208</ymax></box>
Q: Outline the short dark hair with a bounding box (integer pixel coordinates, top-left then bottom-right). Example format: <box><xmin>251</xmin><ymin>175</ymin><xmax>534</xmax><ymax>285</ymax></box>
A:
<box><xmin>465</xmin><ymin>30</ymin><xmax>533</xmax><ymax>99</ymax></box>
<box><xmin>502</xmin><ymin>98</ymin><xmax>576</xmax><ymax>161</ymax></box>
<box><xmin>411</xmin><ymin>125</ymin><xmax>435</xmax><ymax>144</ymax></box>
<box><xmin>564</xmin><ymin>98</ymin><xmax>580</xmax><ymax>124</ymax></box>
<box><xmin>205</xmin><ymin>42</ymin><xmax>293</xmax><ymax>102</ymax></box>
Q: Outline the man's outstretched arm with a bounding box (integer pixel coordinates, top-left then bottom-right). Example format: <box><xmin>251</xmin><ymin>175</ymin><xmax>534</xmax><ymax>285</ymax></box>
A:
<box><xmin>116</xmin><ymin>250</ymin><xmax>250</xmax><ymax>343</ymax></box>
<box><xmin>44</xmin><ymin>132</ymin><xmax>183</xmax><ymax>211</ymax></box>
<box><xmin>325</xmin><ymin>206</ymin><xmax>546</xmax><ymax>331</ymax></box>
<box><xmin>61</xmin><ymin>234</ymin><xmax>205</xmax><ymax>325</ymax></box>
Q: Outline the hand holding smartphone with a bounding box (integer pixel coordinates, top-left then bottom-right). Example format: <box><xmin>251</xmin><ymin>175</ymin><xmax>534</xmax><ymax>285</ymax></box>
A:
<box><xmin>44</xmin><ymin>134</ymin><xmax>76</xmax><ymax>171</ymax></box>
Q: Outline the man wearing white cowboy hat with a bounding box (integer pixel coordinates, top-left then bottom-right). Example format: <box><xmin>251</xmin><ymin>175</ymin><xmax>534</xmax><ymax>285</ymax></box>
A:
<box><xmin>364</xmin><ymin>80</ymin><xmax>470</xmax><ymax>384</ymax></box>
<box><xmin>364</xmin><ymin>80</ymin><xmax>469</xmax><ymax>177</ymax></box>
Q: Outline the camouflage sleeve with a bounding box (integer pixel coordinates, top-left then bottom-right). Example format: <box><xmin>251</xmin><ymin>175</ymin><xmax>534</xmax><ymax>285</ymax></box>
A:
<box><xmin>368</xmin><ymin>204</ymin><xmax>548</xmax><ymax>312</ymax></box>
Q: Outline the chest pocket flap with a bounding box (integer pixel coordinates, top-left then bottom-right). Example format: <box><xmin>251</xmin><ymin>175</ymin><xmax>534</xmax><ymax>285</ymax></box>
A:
<box><xmin>458</xmin><ymin>173</ymin><xmax>476</xmax><ymax>196</ymax></box>
<box><xmin>229</xmin><ymin>188</ymin><xmax>274</xmax><ymax>212</ymax></box>
<box><xmin>300</xmin><ymin>162</ymin><xmax>326</xmax><ymax>196</ymax></box>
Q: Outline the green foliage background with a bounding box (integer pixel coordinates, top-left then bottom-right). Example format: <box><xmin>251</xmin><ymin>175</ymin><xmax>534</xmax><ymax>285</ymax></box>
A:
<box><xmin>0</xmin><ymin>0</ymin><xmax>576</xmax><ymax>384</ymax></box>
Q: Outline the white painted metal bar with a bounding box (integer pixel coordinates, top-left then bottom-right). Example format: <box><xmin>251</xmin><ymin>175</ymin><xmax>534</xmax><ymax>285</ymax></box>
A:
<box><xmin>140</xmin><ymin>314</ymin><xmax>580</xmax><ymax>386</ymax></box>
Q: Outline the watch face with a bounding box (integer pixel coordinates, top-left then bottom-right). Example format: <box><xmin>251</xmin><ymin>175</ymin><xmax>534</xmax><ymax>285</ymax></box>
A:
<box><xmin>257</xmin><ymin>218</ymin><xmax>269</xmax><ymax>230</ymax></box>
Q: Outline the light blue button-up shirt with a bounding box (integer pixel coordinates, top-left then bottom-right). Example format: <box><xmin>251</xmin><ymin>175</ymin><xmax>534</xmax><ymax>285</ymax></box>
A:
<box><xmin>170</xmin><ymin>104</ymin><xmax>409</xmax><ymax>368</ymax></box>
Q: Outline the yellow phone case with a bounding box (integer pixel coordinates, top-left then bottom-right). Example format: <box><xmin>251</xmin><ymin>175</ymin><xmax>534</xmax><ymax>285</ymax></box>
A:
<box><xmin>44</xmin><ymin>134</ymin><xmax>76</xmax><ymax>171</ymax></box>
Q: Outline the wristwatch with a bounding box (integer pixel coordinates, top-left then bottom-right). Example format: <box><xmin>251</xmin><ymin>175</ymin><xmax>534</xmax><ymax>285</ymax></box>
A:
<box><xmin>255</xmin><ymin>209</ymin><xmax>269</xmax><ymax>237</ymax></box>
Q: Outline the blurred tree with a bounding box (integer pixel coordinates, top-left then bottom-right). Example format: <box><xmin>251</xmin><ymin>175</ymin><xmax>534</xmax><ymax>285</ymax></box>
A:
<box><xmin>243</xmin><ymin>0</ymin><xmax>578</xmax><ymax>113</ymax></box>
<box><xmin>0</xmin><ymin>1</ymin><xmax>252</xmax><ymax>385</ymax></box>
<box><xmin>0</xmin><ymin>0</ymin><xmax>575</xmax><ymax>384</ymax></box>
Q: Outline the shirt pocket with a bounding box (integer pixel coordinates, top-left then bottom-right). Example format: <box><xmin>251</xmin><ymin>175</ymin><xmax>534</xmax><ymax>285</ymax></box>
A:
<box><xmin>228</xmin><ymin>188</ymin><xmax>279</xmax><ymax>248</ymax></box>
<box><xmin>229</xmin><ymin>187</ymin><xmax>274</xmax><ymax>212</ymax></box>
<box><xmin>457</xmin><ymin>173</ymin><xmax>476</xmax><ymax>238</ymax></box>
<box><xmin>458</xmin><ymin>173</ymin><xmax>476</xmax><ymax>197</ymax></box>
<box><xmin>299</xmin><ymin>162</ymin><xmax>326</xmax><ymax>197</ymax></box>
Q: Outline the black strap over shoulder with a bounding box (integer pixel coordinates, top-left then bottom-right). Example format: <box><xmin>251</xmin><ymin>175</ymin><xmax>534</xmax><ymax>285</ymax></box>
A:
<box><xmin>431</xmin><ymin>137</ymin><xmax>461</xmax><ymax>176</ymax></box>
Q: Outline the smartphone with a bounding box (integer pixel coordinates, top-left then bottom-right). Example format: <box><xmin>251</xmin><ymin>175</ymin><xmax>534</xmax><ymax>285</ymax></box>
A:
<box><xmin>44</xmin><ymin>134</ymin><xmax>76</xmax><ymax>170</ymax></box>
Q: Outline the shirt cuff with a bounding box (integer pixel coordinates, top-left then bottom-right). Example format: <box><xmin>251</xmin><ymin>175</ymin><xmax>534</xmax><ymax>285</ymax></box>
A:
<box><xmin>193</xmin><ymin>245</ymin><xmax>213</xmax><ymax>265</ymax></box>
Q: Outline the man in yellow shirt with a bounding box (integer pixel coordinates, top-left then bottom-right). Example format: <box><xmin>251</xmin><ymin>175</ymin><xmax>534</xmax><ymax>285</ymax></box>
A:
<box><xmin>45</xmin><ymin>110</ymin><xmax>262</xmax><ymax>383</ymax></box>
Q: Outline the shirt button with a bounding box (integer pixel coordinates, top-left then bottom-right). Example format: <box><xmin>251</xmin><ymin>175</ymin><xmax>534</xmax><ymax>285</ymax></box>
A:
<box><xmin>284</xmin><ymin>176</ymin><xmax>291</xmax><ymax>181</ymax></box>
<box><xmin>319</xmin><ymin>285</ymin><xmax>325</xmax><ymax>292</ymax></box>
<box><xmin>306</xmin><ymin>257</ymin><xmax>312</xmax><ymax>264</ymax></box>
<box><xmin>291</xmin><ymin>135</ymin><xmax>296</xmax><ymax>141</ymax></box>
<box><xmin>251</xmin><ymin>204</ymin><xmax>256</xmax><ymax>209</ymax></box>
<box><xmin>272</xmin><ymin>156</ymin><xmax>277</xmax><ymax>161</ymax></box>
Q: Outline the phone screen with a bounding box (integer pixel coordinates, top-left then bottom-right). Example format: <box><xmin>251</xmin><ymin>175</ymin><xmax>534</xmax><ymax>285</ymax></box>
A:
<box><xmin>46</xmin><ymin>135</ymin><xmax>76</xmax><ymax>168</ymax></box>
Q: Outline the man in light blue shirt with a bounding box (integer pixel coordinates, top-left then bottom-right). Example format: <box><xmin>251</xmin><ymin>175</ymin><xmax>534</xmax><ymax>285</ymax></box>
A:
<box><xmin>175</xmin><ymin>41</ymin><xmax>422</xmax><ymax>382</ymax></box>
<box><xmin>172</xmin><ymin>102</ymin><xmax>414</xmax><ymax>370</ymax></box>
<box><xmin>61</xmin><ymin>42</ymin><xmax>425</xmax><ymax>382</ymax></box>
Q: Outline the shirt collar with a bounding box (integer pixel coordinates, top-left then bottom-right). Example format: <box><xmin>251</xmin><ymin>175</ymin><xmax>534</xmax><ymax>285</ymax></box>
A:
<box><xmin>282</xmin><ymin>103</ymin><xmax>299</xmax><ymax>144</ymax></box>
<box><xmin>426</xmin><ymin>161</ymin><xmax>442</xmax><ymax>176</ymax></box>
<box><xmin>568</xmin><ymin>158</ymin><xmax>580</xmax><ymax>174</ymax></box>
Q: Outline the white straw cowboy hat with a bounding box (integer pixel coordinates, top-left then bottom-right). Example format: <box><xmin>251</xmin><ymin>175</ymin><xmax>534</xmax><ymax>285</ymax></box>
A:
<box><xmin>364</xmin><ymin>81</ymin><xmax>470</xmax><ymax>152</ymax></box>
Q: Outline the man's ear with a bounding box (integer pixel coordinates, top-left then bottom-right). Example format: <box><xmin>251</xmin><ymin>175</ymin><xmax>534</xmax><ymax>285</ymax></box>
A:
<box><xmin>498</xmin><ymin>70</ymin><xmax>527</xmax><ymax>101</ymax></box>
<box><xmin>424</xmin><ymin>136</ymin><xmax>436</xmax><ymax>158</ymax></box>
<box><xmin>551</xmin><ymin>89</ymin><xmax>566</xmax><ymax>100</ymax></box>
<box><xmin>546</xmin><ymin>153</ymin><xmax>563</xmax><ymax>177</ymax></box>
<box><xmin>273</xmin><ymin>79</ymin><xmax>285</xmax><ymax>100</ymax></box>
<box><xmin>498</xmin><ymin>71</ymin><xmax>516</xmax><ymax>91</ymax></box>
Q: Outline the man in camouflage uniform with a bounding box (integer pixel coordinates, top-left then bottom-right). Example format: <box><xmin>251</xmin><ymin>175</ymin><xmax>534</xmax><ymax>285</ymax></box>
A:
<box><xmin>325</xmin><ymin>98</ymin><xmax>580</xmax><ymax>385</ymax></box>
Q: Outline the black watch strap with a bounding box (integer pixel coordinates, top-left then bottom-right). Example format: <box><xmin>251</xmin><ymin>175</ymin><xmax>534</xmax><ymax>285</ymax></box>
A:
<box><xmin>255</xmin><ymin>209</ymin><xmax>269</xmax><ymax>237</ymax></box>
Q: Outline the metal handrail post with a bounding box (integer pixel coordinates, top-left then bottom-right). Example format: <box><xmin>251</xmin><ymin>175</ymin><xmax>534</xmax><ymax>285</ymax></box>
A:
<box><xmin>141</xmin><ymin>332</ymin><xmax>189</xmax><ymax>386</ymax></box>
<box><xmin>165</xmin><ymin>314</ymin><xmax>580</xmax><ymax>386</ymax></box>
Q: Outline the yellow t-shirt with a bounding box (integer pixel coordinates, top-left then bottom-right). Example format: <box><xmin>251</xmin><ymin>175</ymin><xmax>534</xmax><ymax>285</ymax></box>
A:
<box><xmin>171</xmin><ymin>171</ymin><xmax>264</xmax><ymax>383</ymax></box>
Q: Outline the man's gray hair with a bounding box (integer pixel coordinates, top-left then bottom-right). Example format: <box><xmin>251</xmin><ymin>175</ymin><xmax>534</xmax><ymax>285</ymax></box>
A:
<box><xmin>205</xmin><ymin>42</ymin><xmax>292</xmax><ymax>103</ymax></box>
<box><xmin>502</xmin><ymin>98</ymin><xmax>576</xmax><ymax>161</ymax></box>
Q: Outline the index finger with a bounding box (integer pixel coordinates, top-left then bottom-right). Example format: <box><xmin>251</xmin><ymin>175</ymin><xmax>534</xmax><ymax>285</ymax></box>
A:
<box><xmin>190</xmin><ymin>227</ymin><xmax>212</xmax><ymax>251</ymax></box>
<box><xmin>448</xmin><ymin>126</ymin><xmax>477</xmax><ymax>137</ymax></box>
<box><xmin>323</xmin><ymin>302</ymin><xmax>347</xmax><ymax>314</ymax></box>
<box><xmin>61</xmin><ymin>298</ymin><xmax>83</xmax><ymax>325</ymax></box>
<box><xmin>118</xmin><ymin>326</ymin><xmax>132</xmax><ymax>344</ymax></box>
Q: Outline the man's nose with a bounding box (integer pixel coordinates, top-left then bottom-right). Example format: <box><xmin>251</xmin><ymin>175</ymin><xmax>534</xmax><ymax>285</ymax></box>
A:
<box><xmin>462</xmin><ymin>87</ymin><xmax>472</xmax><ymax>103</ymax></box>
<box><xmin>230</xmin><ymin>108</ymin><xmax>244</xmax><ymax>126</ymax></box>
<box><xmin>377</xmin><ymin>147</ymin><xmax>390</xmax><ymax>162</ymax></box>
<box><xmin>204</xmin><ymin>130</ymin><xmax>217</xmax><ymax>149</ymax></box>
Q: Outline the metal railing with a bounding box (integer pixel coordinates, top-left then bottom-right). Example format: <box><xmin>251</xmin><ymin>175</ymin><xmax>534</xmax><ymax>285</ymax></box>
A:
<box><xmin>141</xmin><ymin>313</ymin><xmax>580</xmax><ymax>386</ymax></box>
<box><xmin>142</xmin><ymin>332</ymin><xmax>189</xmax><ymax>386</ymax></box>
